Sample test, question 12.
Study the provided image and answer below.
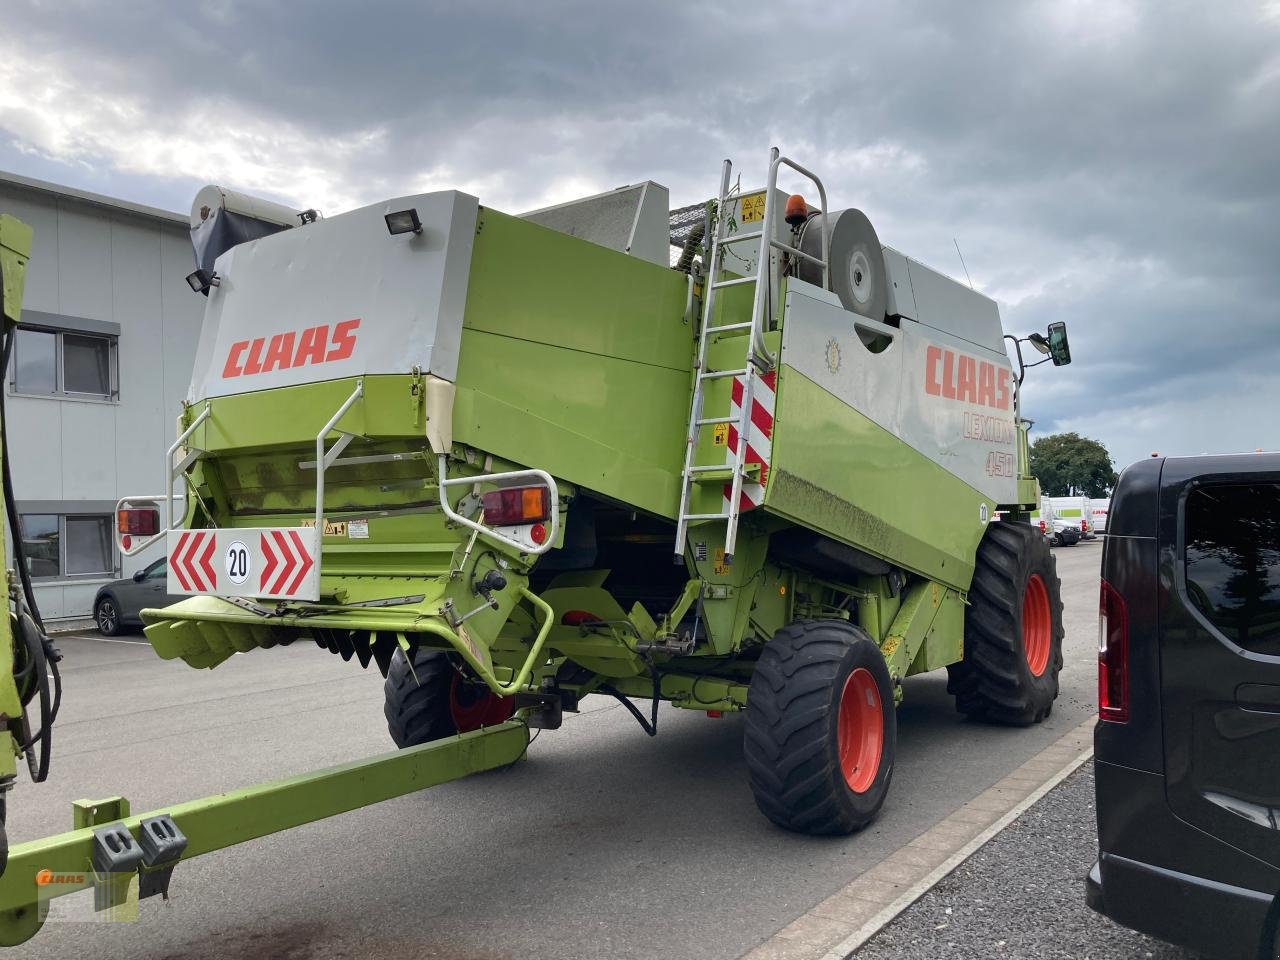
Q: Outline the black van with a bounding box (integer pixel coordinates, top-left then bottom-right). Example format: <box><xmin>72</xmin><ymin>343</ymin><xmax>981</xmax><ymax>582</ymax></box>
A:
<box><xmin>1088</xmin><ymin>454</ymin><xmax>1280</xmax><ymax>959</ymax></box>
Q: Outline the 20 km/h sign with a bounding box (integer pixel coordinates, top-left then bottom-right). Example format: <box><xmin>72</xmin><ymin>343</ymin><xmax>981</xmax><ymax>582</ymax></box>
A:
<box><xmin>167</xmin><ymin>527</ymin><xmax>321</xmax><ymax>601</ymax></box>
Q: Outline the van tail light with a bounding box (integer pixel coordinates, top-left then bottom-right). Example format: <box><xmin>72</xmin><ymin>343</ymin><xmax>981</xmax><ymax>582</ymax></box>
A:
<box><xmin>1099</xmin><ymin>578</ymin><xmax>1129</xmax><ymax>723</ymax></box>
<box><xmin>118</xmin><ymin>507</ymin><xmax>159</xmax><ymax>537</ymax></box>
<box><xmin>1039</xmin><ymin>519</ymin><xmax>1047</xmax><ymax>534</ymax></box>
<box><xmin>482</xmin><ymin>486</ymin><xmax>550</xmax><ymax>526</ymax></box>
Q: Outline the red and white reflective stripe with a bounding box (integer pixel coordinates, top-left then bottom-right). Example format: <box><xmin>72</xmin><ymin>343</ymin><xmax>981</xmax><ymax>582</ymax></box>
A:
<box><xmin>165</xmin><ymin>527</ymin><xmax>320</xmax><ymax>602</ymax></box>
<box><xmin>169</xmin><ymin>531</ymin><xmax>218</xmax><ymax>592</ymax></box>
<box><xmin>260</xmin><ymin>530</ymin><xmax>315</xmax><ymax>597</ymax></box>
<box><xmin>723</xmin><ymin>371</ymin><xmax>776</xmax><ymax>513</ymax></box>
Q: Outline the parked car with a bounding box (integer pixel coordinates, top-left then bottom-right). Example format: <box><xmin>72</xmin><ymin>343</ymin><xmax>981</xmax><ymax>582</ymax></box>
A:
<box><xmin>1088</xmin><ymin>454</ymin><xmax>1280</xmax><ymax>960</ymax></box>
<box><xmin>1048</xmin><ymin>495</ymin><xmax>1096</xmax><ymax>539</ymax></box>
<box><xmin>93</xmin><ymin>558</ymin><xmax>181</xmax><ymax>636</ymax></box>
<box><xmin>1033</xmin><ymin>498</ymin><xmax>1080</xmax><ymax>547</ymax></box>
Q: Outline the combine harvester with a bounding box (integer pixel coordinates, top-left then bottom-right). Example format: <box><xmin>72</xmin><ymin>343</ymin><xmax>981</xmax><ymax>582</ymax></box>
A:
<box><xmin>0</xmin><ymin>149</ymin><xmax>1071</xmax><ymax>942</ymax></box>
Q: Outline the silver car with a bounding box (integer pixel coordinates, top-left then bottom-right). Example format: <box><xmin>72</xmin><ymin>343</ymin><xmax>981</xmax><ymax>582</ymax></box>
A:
<box><xmin>93</xmin><ymin>559</ymin><xmax>181</xmax><ymax>636</ymax></box>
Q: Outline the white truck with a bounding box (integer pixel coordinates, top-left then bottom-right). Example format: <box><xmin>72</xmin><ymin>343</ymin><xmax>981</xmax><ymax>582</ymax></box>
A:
<box><xmin>1087</xmin><ymin>497</ymin><xmax>1110</xmax><ymax>534</ymax></box>
<box><xmin>1048</xmin><ymin>496</ymin><xmax>1095</xmax><ymax>540</ymax></box>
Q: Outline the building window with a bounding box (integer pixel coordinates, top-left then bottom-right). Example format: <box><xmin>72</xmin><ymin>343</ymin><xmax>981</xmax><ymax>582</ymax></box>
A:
<box><xmin>8</xmin><ymin>326</ymin><xmax>117</xmax><ymax>400</ymax></box>
<box><xmin>18</xmin><ymin>513</ymin><xmax>115</xmax><ymax>579</ymax></box>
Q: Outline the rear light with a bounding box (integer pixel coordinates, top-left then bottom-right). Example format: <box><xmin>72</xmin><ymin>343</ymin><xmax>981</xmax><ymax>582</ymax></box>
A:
<box><xmin>117</xmin><ymin>507</ymin><xmax>159</xmax><ymax>536</ymax></box>
<box><xmin>1039</xmin><ymin>520</ymin><xmax>1047</xmax><ymax>533</ymax></box>
<box><xmin>482</xmin><ymin>486</ymin><xmax>550</xmax><ymax>526</ymax></box>
<box><xmin>1081</xmin><ymin>520</ymin><xmax>1089</xmax><ymax>532</ymax></box>
<box><xmin>1099</xmin><ymin>578</ymin><xmax>1129</xmax><ymax>723</ymax></box>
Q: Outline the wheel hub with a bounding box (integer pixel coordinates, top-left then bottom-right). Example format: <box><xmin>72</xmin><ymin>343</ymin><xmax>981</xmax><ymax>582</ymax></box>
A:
<box><xmin>837</xmin><ymin>667</ymin><xmax>884</xmax><ymax>794</ymax></box>
<box><xmin>1022</xmin><ymin>574</ymin><xmax>1052</xmax><ymax>677</ymax></box>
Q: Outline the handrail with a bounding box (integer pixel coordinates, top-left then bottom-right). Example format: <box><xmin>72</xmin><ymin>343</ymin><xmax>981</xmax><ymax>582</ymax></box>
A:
<box><xmin>314</xmin><ymin>379</ymin><xmax>365</xmax><ymax>530</ymax></box>
<box><xmin>436</xmin><ymin>454</ymin><xmax>560</xmax><ymax>556</ymax></box>
<box><xmin>750</xmin><ymin>147</ymin><xmax>830</xmax><ymax>365</ymax></box>
<box><xmin>114</xmin><ymin>403</ymin><xmax>212</xmax><ymax>557</ymax></box>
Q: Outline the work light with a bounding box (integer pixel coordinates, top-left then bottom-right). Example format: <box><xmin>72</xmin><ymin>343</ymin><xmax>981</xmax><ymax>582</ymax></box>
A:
<box><xmin>384</xmin><ymin>208</ymin><xmax>422</xmax><ymax>236</ymax></box>
<box><xmin>184</xmin><ymin>268</ymin><xmax>219</xmax><ymax>293</ymax></box>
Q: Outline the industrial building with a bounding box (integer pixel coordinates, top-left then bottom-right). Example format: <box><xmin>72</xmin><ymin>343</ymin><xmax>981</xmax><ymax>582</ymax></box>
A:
<box><xmin>0</xmin><ymin>170</ymin><xmax>202</xmax><ymax>620</ymax></box>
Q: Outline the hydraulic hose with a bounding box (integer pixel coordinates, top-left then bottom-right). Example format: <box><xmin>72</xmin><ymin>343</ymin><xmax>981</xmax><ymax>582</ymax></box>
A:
<box><xmin>0</xmin><ymin>292</ymin><xmax>62</xmax><ymax>785</ymax></box>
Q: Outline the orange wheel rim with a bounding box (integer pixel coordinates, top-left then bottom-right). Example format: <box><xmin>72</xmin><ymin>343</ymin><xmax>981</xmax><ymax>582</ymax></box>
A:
<box><xmin>837</xmin><ymin>667</ymin><xmax>884</xmax><ymax>794</ymax></box>
<box><xmin>1023</xmin><ymin>574</ymin><xmax>1051</xmax><ymax>677</ymax></box>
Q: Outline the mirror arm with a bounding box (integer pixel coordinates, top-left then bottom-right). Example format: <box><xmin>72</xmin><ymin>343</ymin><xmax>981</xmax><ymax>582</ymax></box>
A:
<box><xmin>1004</xmin><ymin>333</ymin><xmax>1028</xmax><ymax>387</ymax></box>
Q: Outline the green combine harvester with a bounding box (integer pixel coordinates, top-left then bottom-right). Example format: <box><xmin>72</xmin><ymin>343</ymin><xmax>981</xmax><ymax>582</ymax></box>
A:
<box><xmin>0</xmin><ymin>149</ymin><xmax>1070</xmax><ymax>942</ymax></box>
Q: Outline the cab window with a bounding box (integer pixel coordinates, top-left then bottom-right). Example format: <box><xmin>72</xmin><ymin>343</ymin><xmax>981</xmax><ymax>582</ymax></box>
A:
<box><xmin>1184</xmin><ymin>483</ymin><xmax>1280</xmax><ymax>656</ymax></box>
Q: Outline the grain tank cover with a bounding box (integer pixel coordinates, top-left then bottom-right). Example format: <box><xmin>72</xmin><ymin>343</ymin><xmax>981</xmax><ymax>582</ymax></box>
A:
<box><xmin>186</xmin><ymin>191</ymin><xmax>478</xmax><ymax>402</ymax></box>
<box><xmin>189</xmin><ymin>184</ymin><xmax>303</xmax><ymax>278</ymax></box>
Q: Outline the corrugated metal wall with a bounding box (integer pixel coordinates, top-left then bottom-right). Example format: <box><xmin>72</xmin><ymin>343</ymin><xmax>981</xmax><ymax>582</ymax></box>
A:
<box><xmin>0</xmin><ymin>180</ymin><xmax>203</xmax><ymax>618</ymax></box>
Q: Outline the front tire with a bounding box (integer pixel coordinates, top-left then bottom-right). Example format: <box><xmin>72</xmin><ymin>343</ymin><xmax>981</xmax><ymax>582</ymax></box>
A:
<box><xmin>95</xmin><ymin>596</ymin><xmax>121</xmax><ymax>637</ymax></box>
<box><xmin>744</xmin><ymin>620</ymin><xmax>896</xmax><ymax>835</ymax></box>
<box><xmin>383</xmin><ymin>648</ymin><xmax>514</xmax><ymax>748</ymax></box>
<box><xmin>948</xmin><ymin>521</ymin><xmax>1064</xmax><ymax>725</ymax></box>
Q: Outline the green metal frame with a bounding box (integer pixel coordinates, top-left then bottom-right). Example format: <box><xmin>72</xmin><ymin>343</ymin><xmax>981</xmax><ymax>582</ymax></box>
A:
<box><xmin>0</xmin><ymin>721</ymin><xmax>528</xmax><ymax>945</ymax></box>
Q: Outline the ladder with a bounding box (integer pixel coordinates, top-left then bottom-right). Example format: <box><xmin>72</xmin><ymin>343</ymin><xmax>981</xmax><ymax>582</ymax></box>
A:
<box><xmin>673</xmin><ymin>148</ymin><xmax>830</xmax><ymax>565</ymax></box>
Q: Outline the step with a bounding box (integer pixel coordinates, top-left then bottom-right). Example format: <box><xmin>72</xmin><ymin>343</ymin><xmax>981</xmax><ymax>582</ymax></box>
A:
<box><xmin>685</xmin><ymin>463</ymin><xmax>761</xmax><ymax>485</ymax></box>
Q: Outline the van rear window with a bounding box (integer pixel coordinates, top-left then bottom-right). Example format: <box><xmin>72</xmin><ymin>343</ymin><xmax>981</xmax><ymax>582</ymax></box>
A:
<box><xmin>1184</xmin><ymin>484</ymin><xmax>1280</xmax><ymax>656</ymax></box>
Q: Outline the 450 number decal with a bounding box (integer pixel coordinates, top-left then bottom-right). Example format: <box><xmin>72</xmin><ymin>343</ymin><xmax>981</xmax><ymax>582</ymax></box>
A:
<box><xmin>984</xmin><ymin>451</ymin><xmax>1015</xmax><ymax>478</ymax></box>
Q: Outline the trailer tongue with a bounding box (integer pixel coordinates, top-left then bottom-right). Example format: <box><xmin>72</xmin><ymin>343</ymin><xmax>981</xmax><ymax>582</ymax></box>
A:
<box><xmin>0</xmin><ymin>148</ymin><xmax>1072</xmax><ymax>943</ymax></box>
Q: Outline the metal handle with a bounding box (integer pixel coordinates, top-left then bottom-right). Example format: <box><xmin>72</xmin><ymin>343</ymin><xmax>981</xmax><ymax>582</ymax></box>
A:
<box><xmin>114</xmin><ymin>403</ymin><xmax>213</xmax><ymax>557</ymax></box>
<box><xmin>314</xmin><ymin>379</ymin><xmax>365</xmax><ymax>529</ymax></box>
<box><xmin>752</xmin><ymin>147</ymin><xmax>830</xmax><ymax>365</ymax></box>
<box><xmin>437</xmin><ymin>454</ymin><xmax>560</xmax><ymax>556</ymax></box>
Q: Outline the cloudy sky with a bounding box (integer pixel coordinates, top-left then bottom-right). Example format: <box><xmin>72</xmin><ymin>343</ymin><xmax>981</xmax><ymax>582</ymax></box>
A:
<box><xmin>2</xmin><ymin>0</ymin><xmax>1277</xmax><ymax>473</ymax></box>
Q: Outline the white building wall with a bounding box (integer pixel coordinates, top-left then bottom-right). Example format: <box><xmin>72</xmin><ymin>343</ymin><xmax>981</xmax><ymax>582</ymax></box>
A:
<box><xmin>1</xmin><ymin>177</ymin><xmax>203</xmax><ymax>619</ymax></box>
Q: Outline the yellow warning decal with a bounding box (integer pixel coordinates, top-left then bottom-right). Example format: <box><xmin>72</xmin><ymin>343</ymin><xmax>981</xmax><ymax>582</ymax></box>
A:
<box><xmin>712</xmin><ymin>423</ymin><xmax>729</xmax><ymax>446</ymax></box>
<box><xmin>713</xmin><ymin>547</ymin><xmax>730</xmax><ymax>576</ymax></box>
<box><xmin>302</xmin><ymin>519</ymin><xmax>348</xmax><ymax>536</ymax></box>
<box><xmin>740</xmin><ymin>193</ymin><xmax>766</xmax><ymax>223</ymax></box>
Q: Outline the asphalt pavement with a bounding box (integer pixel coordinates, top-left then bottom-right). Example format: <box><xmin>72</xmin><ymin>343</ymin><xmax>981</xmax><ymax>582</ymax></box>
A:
<box><xmin>8</xmin><ymin>539</ymin><xmax>1105</xmax><ymax>960</ymax></box>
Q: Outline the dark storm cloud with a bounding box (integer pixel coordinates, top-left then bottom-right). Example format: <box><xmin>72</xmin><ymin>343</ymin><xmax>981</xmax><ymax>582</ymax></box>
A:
<box><xmin>3</xmin><ymin>0</ymin><xmax>1278</xmax><ymax>468</ymax></box>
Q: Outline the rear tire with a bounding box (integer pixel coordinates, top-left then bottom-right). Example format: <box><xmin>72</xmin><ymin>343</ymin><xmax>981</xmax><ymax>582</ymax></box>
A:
<box><xmin>948</xmin><ymin>521</ymin><xmax>1064</xmax><ymax>725</ymax></box>
<box><xmin>744</xmin><ymin>620</ymin><xmax>896</xmax><ymax>835</ymax></box>
<box><xmin>383</xmin><ymin>648</ymin><xmax>515</xmax><ymax>747</ymax></box>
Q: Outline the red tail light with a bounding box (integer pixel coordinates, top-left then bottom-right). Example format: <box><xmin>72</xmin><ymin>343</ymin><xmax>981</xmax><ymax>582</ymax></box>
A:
<box><xmin>117</xmin><ymin>507</ymin><xmax>159</xmax><ymax>536</ymax></box>
<box><xmin>1081</xmin><ymin>520</ymin><xmax>1089</xmax><ymax>532</ymax></box>
<box><xmin>1039</xmin><ymin>519</ymin><xmax>1047</xmax><ymax>533</ymax></box>
<box><xmin>482</xmin><ymin>486</ymin><xmax>550</xmax><ymax>526</ymax></box>
<box><xmin>1099</xmin><ymin>578</ymin><xmax>1129</xmax><ymax>723</ymax></box>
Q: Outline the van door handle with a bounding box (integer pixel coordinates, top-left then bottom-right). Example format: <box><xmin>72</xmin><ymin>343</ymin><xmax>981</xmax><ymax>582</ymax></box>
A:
<box><xmin>1236</xmin><ymin>683</ymin><xmax>1280</xmax><ymax>713</ymax></box>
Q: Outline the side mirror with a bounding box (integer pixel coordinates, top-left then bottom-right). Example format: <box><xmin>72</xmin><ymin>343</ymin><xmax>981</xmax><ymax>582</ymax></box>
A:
<box><xmin>1047</xmin><ymin>321</ymin><xmax>1071</xmax><ymax>366</ymax></box>
<box><xmin>132</xmin><ymin>570</ymin><xmax>146</xmax><ymax>582</ymax></box>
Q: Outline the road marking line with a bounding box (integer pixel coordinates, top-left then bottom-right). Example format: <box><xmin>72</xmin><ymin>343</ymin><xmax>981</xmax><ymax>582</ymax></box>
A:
<box><xmin>737</xmin><ymin>716</ymin><xmax>1096</xmax><ymax>960</ymax></box>
<box><xmin>53</xmin><ymin>634</ymin><xmax>245</xmax><ymax>655</ymax></box>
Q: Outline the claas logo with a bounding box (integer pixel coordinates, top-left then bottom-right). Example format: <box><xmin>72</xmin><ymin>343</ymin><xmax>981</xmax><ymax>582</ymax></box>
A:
<box><xmin>924</xmin><ymin>345</ymin><xmax>1012</xmax><ymax>411</ymax></box>
<box><xmin>222</xmin><ymin>319</ymin><xmax>359</xmax><ymax>378</ymax></box>
<box><xmin>36</xmin><ymin>869</ymin><xmax>86</xmax><ymax>885</ymax></box>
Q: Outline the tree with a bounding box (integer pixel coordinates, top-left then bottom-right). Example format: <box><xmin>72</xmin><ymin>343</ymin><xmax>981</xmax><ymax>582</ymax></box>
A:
<box><xmin>1029</xmin><ymin>432</ymin><xmax>1118</xmax><ymax>497</ymax></box>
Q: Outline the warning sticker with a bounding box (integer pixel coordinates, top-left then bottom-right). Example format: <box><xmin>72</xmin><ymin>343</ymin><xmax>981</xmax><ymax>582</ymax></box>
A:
<box><xmin>302</xmin><ymin>519</ymin><xmax>348</xmax><ymax>537</ymax></box>
<box><xmin>713</xmin><ymin>547</ymin><xmax>730</xmax><ymax>576</ymax></box>
<box><xmin>712</xmin><ymin>423</ymin><xmax>729</xmax><ymax>446</ymax></box>
<box><xmin>348</xmin><ymin>519</ymin><xmax>369</xmax><ymax>539</ymax></box>
<box><xmin>739</xmin><ymin>193</ymin><xmax>766</xmax><ymax>223</ymax></box>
